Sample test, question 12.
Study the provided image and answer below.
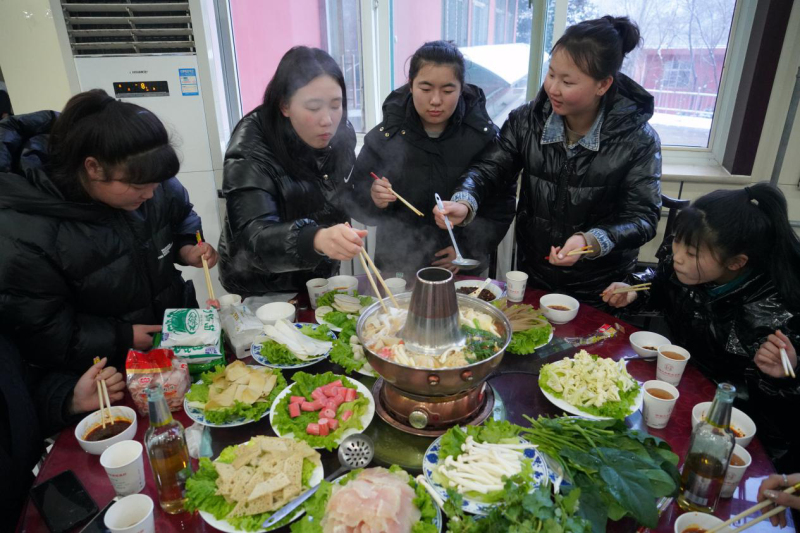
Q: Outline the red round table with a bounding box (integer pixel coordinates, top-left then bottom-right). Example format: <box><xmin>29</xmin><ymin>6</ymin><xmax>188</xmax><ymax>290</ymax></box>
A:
<box><xmin>16</xmin><ymin>280</ymin><xmax>792</xmax><ymax>533</ymax></box>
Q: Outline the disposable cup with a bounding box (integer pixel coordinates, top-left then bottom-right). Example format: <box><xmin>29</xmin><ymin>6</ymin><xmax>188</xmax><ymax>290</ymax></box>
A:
<box><xmin>721</xmin><ymin>444</ymin><xmax>752</xmax><ymax>498</ymax></box>
<box><xmin>104</xmin><ymin>494</ymin><xmax>154</xmax><ymax>533</ymax></box>
<box><xmin>656</xmin><ymin>345</ymin><xmax>691</xmax><ymax>386</ymax></box>
<box><xmin>100</xmin><ymin>440</ymin><xmax>146</xmax><ymax>497</ymax></box>
<box><xmin>506</xmin><ymin>271</ymin><xmax>529</xmax><ymax>302</ymax></box>
<box><xmin>383</xmin><ymin>277</ymin><xmax>407</xmax><ymax>294</ymax></box>
<box><xmin>306</xmin><ymin>278</ymin><xmax>329</xmax><ymax>309</ymax></box>
<box><xmin>642</xmin><ymin>380</ymin><xmax>680</xmax><ymax>429</ymax></box>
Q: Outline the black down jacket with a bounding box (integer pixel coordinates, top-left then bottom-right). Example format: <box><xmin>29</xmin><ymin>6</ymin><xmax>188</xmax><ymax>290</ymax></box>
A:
<box><xmin>629</xmin><ymin>256</ymin><xmax>800</xmax><ymax>469</ymax></box>
<box><xmin>0</xmin><ymin>111</ymin><xmax>202</xmax><ymax>372</ymax></box>
<box><xmin>218</xmin><ymin>108</ymin><xmax>357</xmax><ymax>295</ymax></box>
<box><xmin>453</xmin><ymin>74</ymin><xmax>662</xmax><ymax>302</ymax></box>
<box><xmin>350</xmin><ymin>84</ymin><xmax>516</xmax><ymax>277</ymax></box>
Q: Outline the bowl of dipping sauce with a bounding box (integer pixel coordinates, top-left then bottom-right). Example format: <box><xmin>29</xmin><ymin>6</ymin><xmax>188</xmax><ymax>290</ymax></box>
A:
<box><xmin>629</xmin><ymin>331</ymin><xmax>671</xmax><ymax>359</ymax></box>
<box><xmin>75</xmin><ymin>405</ymin><xmax>138</xmax><ymax>455</ymax></box>
<box><xmin>256</xmin><ymin>302</ymin><xmax>296</xmax><ymax>326</ymax></box>
<box><xmin>454</xmin><ymin>280</ymin><xmax>503</xmax><ymax>302</ymax></box>
<box><xmin>691</xmin><ymin>402</ymin><xmax>756</xmax><ymax>447</ymax></box>
<box><xmin>539</xmin><ymin>294</ymin><xmax>580</xmax><ymax>324</ymax></box>
<box><xmin>674</xmin><ymin>512</ymin><xmax>730</xmax><ymax>533</ymax></box>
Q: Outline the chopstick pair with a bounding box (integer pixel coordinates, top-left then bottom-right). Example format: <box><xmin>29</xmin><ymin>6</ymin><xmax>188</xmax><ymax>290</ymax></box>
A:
<box><xmin>344</xmin><ymin>223</ymin><xmax>399</xmax><ymax>314</ymax></box>
<box><xmin>369</xmin><ymin>172</ymin><xmax>424</xmax><ymax>217</ymax></box>
<box><xmin>600</xmin><ymin>283</ymin><xmax>652</xmax><ymax>296</ymax></box>
<box><xmin>780</xmin><ymin>346</ymin><xmax>796</xmax><ymax>378</ymax></box>
<box><xmin>706</xmin><ymin>482</ymin><xmax>800</xmax><ymax>533</ymax></box>
<box><xmin>92</xmin><ymin>357</ymin><xmax>114</xmax><ymax>429</ymax></box>
<box><xmin>544</xmin><ymin>246</ymin><xmax>595</xmax><ymax>261</ymax></box>
<box><xmin>196</xmin><ymin>231</ymin><xmax>216</xmax><ymax>304</ymax></box>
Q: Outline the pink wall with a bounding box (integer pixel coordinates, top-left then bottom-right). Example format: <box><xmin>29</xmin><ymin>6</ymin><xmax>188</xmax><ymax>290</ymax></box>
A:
<box><xmin>230</xmin><ymin>0</ymin><xmax>322</xmax><ymax>115</ymax></box>
<box><xmin>392</xmin><ymin>1</ymin><xmax>442</xmax><ymax>87</ymax></box>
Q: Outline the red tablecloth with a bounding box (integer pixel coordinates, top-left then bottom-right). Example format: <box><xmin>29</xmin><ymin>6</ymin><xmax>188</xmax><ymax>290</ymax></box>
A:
<box><xmin>17</xmin><ymin>282</ymin><xmax>791</xmax><ymax>533</ymax></box>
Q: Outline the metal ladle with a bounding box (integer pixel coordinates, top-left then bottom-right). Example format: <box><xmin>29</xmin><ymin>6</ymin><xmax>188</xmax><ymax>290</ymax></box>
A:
<box><xmin>434</xmin><ymin>193</ymin><xmax>480</xmax><ymax>270</ymax></box>
<box><xmin>261</xmin><ymin>433</ymin><xmax>375</xmax><ymax>529</ymax></box>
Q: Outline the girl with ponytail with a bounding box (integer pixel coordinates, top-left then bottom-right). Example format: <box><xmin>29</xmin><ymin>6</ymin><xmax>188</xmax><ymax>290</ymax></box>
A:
<box><xmin>435</xmin><ymin>16</ymin><xmax>662</xmax><ymax>304</ymax></box>
<box><xmin>605</xmin><ymin>183</ymin><xmax>800</xmax><ymax>471</ymax></box>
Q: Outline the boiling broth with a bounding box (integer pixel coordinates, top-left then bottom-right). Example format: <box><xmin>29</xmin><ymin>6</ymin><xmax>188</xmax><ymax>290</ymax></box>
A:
<box><xmin>662</xmin><ymin>351</ymin><xmax>686</xmax><ymax>361</ymax></box>
<box><xmin>647</xmin><ymin>388</ymin><xmax>674</xmax><ymax>400</ymax></box>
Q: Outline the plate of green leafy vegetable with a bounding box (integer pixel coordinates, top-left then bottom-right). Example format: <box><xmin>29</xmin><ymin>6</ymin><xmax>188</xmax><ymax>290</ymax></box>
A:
<box><xmin>492</xmin><ymin>299</ymin><xmax>554</xmax><ymax>355</ymax></box>
<box><xmin>314</xmin><ymin>290</ymin><xmax>375</xmax><ymax>332</ymax></box>
<box><xmin>251</xmin><ymin>323</ymin><xmax>335</xmax><ymax>369</ymax></box>
<box><xmin>290</xmin><ymin>465</ymin><xmax>441</xmax><ymax>532</ymax></box>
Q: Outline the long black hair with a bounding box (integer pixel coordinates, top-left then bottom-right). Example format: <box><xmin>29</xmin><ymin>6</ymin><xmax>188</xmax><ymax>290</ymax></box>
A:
<box><xmin>407</xmin><ymin>40</ymin><xmax>466</xmax><ymax>87</ymax></box>
<box><xmin>673</xmin><ymin>182</ymin><xmax>800</xmax><ymax>303</ymax></box>
<box><xmin>551</xmin><ymin>15</ymin><xmax>642</xmax><ymax>112</ymax></box>
<box><xmin>48</xmin><ymin>89</ymin><xmax>179</xmax><ymax>201</ymax></box>
<box><xmin>260</xmin><ymin>46</ymin><xmax>348</xmax><ymax>180</ymax></box>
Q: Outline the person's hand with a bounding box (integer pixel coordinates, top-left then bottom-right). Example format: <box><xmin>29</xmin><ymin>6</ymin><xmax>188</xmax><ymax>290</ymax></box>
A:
<box><xmin>758</xmin><ymin>473</ymin><xmax>800</xmax><ymax>527</ymax></box>
<box><xmin>433</xmin><ymin>201</ymin><xmax>468</xmax><ymax>229</ymax></box>
<box><xmin>370</xmin><ymin>177</ymin><xmax>397</xmax><ymax>209</ymax></box>
<box><xmin>133</xmin><ymin>324</ymin><xmax>161</xmax><ymax>351</ymax></box>
<box><xmin>601</xmin><ymin>282</ymin><xmax>638</xmax><ymax>308</ymax></box>
<box><xmin>548</xmin><ymin>234</ymin><xmax>588</xmax><ymax>267</ymax></box>
<box><xmin>314</xmin><ymin>224</ymin><xmax>368</xmax><ymax>261</ymax></box>
<box><xmin>755</xmin><ymin>330</ymin><xmax>797</xmax><ymax>378</ymax></box>
<box><xmin>179</xmin><ymin>242</ymin><xmax>218</xmax><ymax>269</ymax></box>
<box><xmin>69</xmin><ymin>357</ymin><xmax>125</xmax><ymax>415</ymax></box>
<box><xmin>431</xmin><ymin>246</ymin><xmax>460</xmax><ymax>274</ymax></box>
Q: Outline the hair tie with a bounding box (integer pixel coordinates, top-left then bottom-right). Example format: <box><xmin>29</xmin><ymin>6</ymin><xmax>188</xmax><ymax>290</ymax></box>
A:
<box><xmin>744</xmin><ymin>186</ymin><xmax>759</xmax><ymax>206</ymax></box>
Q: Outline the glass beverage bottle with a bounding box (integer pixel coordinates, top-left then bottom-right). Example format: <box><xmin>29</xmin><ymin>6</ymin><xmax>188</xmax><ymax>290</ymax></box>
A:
<box><xmin>144</xmin><ymin>384</ymin><xmax>193</xmax><ymax>514</ymax></box>
<box><xmin>677</xmin><ymin>383</ymin><xmax>736</xmax><ymax>512</ymax></box>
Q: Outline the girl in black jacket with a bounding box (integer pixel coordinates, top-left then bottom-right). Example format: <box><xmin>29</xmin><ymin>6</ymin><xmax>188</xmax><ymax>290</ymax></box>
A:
<box><xmin>351</xmin><ymin>41</ymin><xmax>516</xmax><ymax>278</ymax></box>
<box><xmin>219</xmin><ymin>47</ymin><xmax>366</xmax><ymax>295</ymax></box>
<box><xmin>0</xmin><ymin>90</ymin><xmax>217</xmax><ymax>372</ymax></box>
<box><xmin>605</xmin><ymin>183</ymin><xmax>800</xmax><ymax>471</ymax></box>
<box><xmin>436</xmin><ymin>17</ymin><xmax>662</xmax><ymax>303</ymax></box>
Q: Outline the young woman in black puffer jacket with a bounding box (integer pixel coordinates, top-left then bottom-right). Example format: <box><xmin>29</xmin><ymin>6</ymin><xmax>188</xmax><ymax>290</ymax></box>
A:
<box><xmin>350</xmin><ymin>41</ymin><xmax>516</xmax><ymax>278</ymax></box>
<box><xmin>218</xmin><ymin>47</ymin><xmax>366</xmax><ymax>296</ymax></box>
<box><xmin>436</xmin><ymin>17</ymin><xmax>662</xmax><ymax>304</ymax></box>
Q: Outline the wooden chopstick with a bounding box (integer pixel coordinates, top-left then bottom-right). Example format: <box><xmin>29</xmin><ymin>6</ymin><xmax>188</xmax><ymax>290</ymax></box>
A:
<box><xmin>92</xmin><ymin>357</ymin><xmax>113</xmax><ymax>427</ymax></box>
<box><xmin>369</xmin><ymin>172</ymin><xmax>424</xmax><ymax>217</ymax></box>
<box><xmin>196</xmin><ymin>231</ymin><xmax>216</xmax><ymax>303</ymax></box>
<box><xmin>780</xmin><ymin>347</ymin><xmax>796</xmax><ymax>378</ymax></box>
<box><xmin>730</xmin><ymin>506</ymin><xmax>786</xmax><ymax>533</ymax></box>
<box><xmin>601</xmin><ymin>283</ymin><xmax>652</xmax><ymax>296</ymax></box>
<box><xmin>707</xmin><ymin>482</ymin><xmax>800</xmax><ymax>533</ymax></box>
<box><xmin>544</xmin><ymin>247</ymin><xmax>595</xmax><ymax>260</ymax></box>
<box><xmin>358</xmin><ymin>252</ymin><xmax>388</xmax><ymax>314</ymax></box>
<box><xmin>361</xmin><ymin>249</ymin><xmax>399</xmax><ymax>307</ymax></box>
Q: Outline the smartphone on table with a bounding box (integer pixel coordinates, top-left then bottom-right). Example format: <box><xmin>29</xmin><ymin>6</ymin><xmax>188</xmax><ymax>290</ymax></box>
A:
<box><xmin>29</xmin><ymin>470</ymin><xmax>99</xmax><ymax>533</ymax></box>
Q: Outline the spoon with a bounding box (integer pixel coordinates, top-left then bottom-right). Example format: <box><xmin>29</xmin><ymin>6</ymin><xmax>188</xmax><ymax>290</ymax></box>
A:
<box><xmin>469</xmin><ymin>277</ymin><xmax>492</xmax><ymax>298</ymax></box>
<box><xmin>434</xmin><ymin>193</ymin><xmax>480</xmax><ymax>269</ymax></box>
<box><xmin>261</xmin><ymin>433</ymin><xmax>375</xmax><ymax>529</ymax></box>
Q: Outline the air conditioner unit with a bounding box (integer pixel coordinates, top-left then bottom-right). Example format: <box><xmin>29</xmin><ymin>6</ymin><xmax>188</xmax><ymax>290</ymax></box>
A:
<box><xmin>58</xmin><ymin>0</ymin><xmax>223</xmax><ymax>302</ymax></box>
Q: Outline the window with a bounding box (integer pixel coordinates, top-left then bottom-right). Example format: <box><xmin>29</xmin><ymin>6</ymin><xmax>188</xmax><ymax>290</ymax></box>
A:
<box><xmin>394</xmin><ymin>0</ymin><xmax>532</xmax><ymax>126</ymax></box>
<box><xmin>227</xmin><ymin>0</ymin><xmax>365</xmax><ymax>132</ymax></box>
<box><xmin>554</xmin><ymin>0</ymin><xmax>738</xmax><ymax>148</ymax></box>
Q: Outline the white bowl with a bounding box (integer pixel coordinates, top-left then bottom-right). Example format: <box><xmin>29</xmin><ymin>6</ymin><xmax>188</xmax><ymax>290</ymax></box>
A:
<box><xmin>691</xmin><ymin>402</ymin><xmax>757</xmax><ymax>448</ymax></box>
<box><xmin>539</xmin><ymin>294</ymin><xmax>580</xmax><ymax>324</ymax></box>
<box><xmin>327</xmin><ymin>275</ymin><xmax>358</xmax><ymax>296</ymax></box>
<box><xmin>256</xmin><ymin>302</ymin><xmax>296</xmax><ymax>326</ymax></box>
<box><xmin>75</xmin><ymin>406</ymin><xmax>138</xmax><ymax>455</ymax></box>
<box><xmin>217</xmin><ymin>294</ymin><xmax>242</xmax><ymax>309</ymax></box>
<box><xmin>454</xmin><ymin>280</ymin><xmax>503</xmax><ymax>302</ymax></box>
<box><xmin>630</xmin><ymin>331</ymin><xmax>671</xmax><ymax>359</ymax></box>
<box><xmin>383</xmin><ymin>277</ymin><xmax>407</xmax><ymax>294</ymax></box>
<box><xmin>674</xmin><ymin>512</ymin><xmax>730</xmax><ymax>533</ymax></box>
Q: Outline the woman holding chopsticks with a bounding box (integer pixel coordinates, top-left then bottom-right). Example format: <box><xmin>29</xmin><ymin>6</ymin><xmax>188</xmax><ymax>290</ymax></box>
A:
<box><xmin>605</xmin><ymin>183</ymin><xmax>800</xmax><ymax>473</ymax></box>
<box><xmin>349</xmin><ymin>40</ymin><xmax>516</xmax><ymax>277</ymax></box>
<box><xmin>0</xmin><ymin>89</ymin><xmax>217</xmax><ymax>373</ymax></box>
<box><xmin>434</xmin><ymin>17</ymin><xmax>661</xmax><ymax>303</ymax></box>
<box><xmin>219</xmin><ymin>47</ymin><xmax>366</xmax><ymax>295</ymax></box>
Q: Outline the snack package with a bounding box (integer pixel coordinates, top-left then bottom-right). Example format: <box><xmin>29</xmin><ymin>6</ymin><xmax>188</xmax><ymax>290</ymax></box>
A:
<box><xmin>564</xmin><ymin>323</ymin><xmax>624</xmax><ymax>347</ymax></box>
<box><xmin>126</xmin><ymin>348</ymin><xmax>191</xmax><ymax>415</ymax></box>
<box><xmin>161</xmin><ymin>308</ymin><xmax>221</xmax><ymax>347</ymax></box>
<box><xmin>219</xmin><ymin>303</ymin><xmax>263</xmax><ymax>359</ymax></box>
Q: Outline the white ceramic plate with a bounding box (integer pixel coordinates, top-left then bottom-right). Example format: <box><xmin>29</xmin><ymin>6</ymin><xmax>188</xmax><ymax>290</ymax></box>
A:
<box><xmin>539</xmin><ymin>378</ymin><xmax>644</xmax><ymax>421</ymax></box>
<box><xmin>314</xmin><ymin>297</ymin><xmax>375</xmax><ymax>332</ymax></box>
<box><xmin>251</xmin><ymin>323</ymin><xmax>334</xmax><ymax>369</ymax></box>
<box><xmin>269</xmin><ymin>377</ymin><xmax>375</xmax><ymax>449</ymax></box>
<box><xmin>198</xmin><ymin>460</ymin><xmax>324</xmax><ymax>532</ymax></box>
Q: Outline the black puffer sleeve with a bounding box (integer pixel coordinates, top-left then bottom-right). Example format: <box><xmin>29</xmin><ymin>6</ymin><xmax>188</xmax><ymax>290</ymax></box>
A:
<box><xmin>0</xmin><ymin>111</ymin><xmax>57</xmax><ymax>173</ymax></box>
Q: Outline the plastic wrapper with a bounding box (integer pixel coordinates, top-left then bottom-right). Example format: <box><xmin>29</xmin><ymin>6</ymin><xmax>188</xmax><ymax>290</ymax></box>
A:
<box><xmin>220</xmin><ymin>303</ymin><xmax>263</xmax><ymax>359</ymax></box>
<box><xmin>161</xmin><ymin>308</ymin><xmax>221</xmax><ymax>347</ymax></box>
<box><xmin>126</xmin><ymin>348</ymin><xmax>191</xmax><ymax>415</ymax></box>
<box><xmin>564</xmin><ymin>323</ymin><xmax>624</xmax><ymax>347</ymax></box>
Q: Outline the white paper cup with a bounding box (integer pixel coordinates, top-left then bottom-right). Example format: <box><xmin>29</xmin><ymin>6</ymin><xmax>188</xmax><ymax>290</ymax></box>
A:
<box><xmin>721</xmin><ymin>444</ymin><xmax>752</xmax><ymax>498</ymax></box>
<box><xmin>104</xmin><ymin>494</ymin><xmax>155</xmax><ymax>533</ymax></box>
<box><xmin>656</xmin><ymin>345</ymin><xmax>691</xmax><ymax>386</ymax></box>
<box><xmin>383</xmin><ymin>277</ymin><xmax>407</xmax><ymax>294</ymax></box>
<box><xmin>100</xmin><ymin>440</ymin><xmax>146</xmax><ymax>497</ymax></box>
<box><xmin>306</xmin><ymin>278</ymin><xmax>329</xmax><ymax>309</ymax></box>
<box><xmin>506</xmin><ymin>271</ymin><xmax>529</xmax><ymax>302</ymax></box>
<box><xmin>642</xmin><ymin>380</ymin><xmax>680</xmax><ymax>429</ymax></box>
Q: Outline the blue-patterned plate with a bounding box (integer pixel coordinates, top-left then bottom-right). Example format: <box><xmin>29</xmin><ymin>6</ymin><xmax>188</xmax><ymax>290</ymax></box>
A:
<box><xmin>423</xmin><ymin>432</ymin><xmax>549</xmax><ymax>515</ymax></box>
<box><xmin>251</xmin><ymin>323</ymin><xmax>335</xmax><ymax>369</ymax></box>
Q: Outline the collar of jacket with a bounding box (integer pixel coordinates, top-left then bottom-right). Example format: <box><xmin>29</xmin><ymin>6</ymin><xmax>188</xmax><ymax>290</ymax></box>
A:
<box><xmin>540</xmin><ymin>106</ymin><xmax>604</xmax><ymax>151</ymax></box>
